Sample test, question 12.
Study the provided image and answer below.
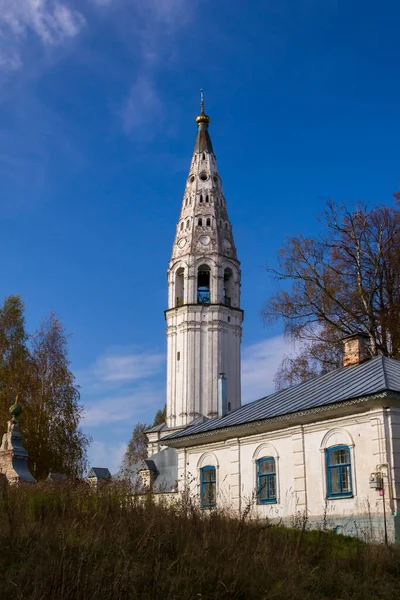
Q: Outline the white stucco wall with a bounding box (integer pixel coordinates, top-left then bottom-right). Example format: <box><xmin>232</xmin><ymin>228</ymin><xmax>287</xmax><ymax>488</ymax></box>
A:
<box><xmin>165</xmin><ymin>303</ymin><xmax>242</xmax><ymax>428</ymax></box>
<box><xmin>176</xmin><ymin>407</ymin><xmax>397</xmax><ymax>539</ymax></box>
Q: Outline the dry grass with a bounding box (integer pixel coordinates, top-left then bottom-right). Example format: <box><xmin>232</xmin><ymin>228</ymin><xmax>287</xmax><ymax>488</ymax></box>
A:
<box><xmin>0</xmin><ymin>480</ymin><xmax>399</xmax><ymax>600</ymax></box>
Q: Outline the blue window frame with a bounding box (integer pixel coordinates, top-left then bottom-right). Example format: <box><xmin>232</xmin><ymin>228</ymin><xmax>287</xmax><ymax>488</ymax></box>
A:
<box><xmin>257</xmin><ymin>457</ymin><xmax>277</xmax><ymax>504</ymax></box>
<box><xmin>326</xmin><ymin>445</ymin><xmax>353</xmax><ymax>498</ymax></box>
<box><xmin>201</xmin><ymin>466</ymin><xmax>216</xmax><ymax>509</ymax></box>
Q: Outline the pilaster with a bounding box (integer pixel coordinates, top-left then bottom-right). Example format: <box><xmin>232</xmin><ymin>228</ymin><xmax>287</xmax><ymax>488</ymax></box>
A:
<box><xmin>292</xmin><ymin>427</ymin><xmax>307</xmax><ymax>512</ymax></box>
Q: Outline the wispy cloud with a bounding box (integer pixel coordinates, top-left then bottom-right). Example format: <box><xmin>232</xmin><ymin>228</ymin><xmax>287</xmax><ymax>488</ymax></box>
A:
<box><xmin>241</xmin><ymin>335</ymin><xmax>295</xmax><ymax>403</ymax></box>
<box><xmin>79</xmin><ymin>346</ymin><xmax>165</xmax><ymax>427</ymax></box>
<box><xmin>83</xmin><ymin>384</ymin><xmax>164</xmax><ymax>427</ymax></box>
<box><xmin>121</xmin><ymin>75</ymin><xmax>164</xmax><ymax>136</ymax></box>
<box><xmin>90</xmin><ymin>349</ymin><xmax>164</xmax><ymax>384</ymax></box>
<box><xmin>0</xmin><ymin>0</ymin><xmax>86</xmax><ymax>70</ymax></box>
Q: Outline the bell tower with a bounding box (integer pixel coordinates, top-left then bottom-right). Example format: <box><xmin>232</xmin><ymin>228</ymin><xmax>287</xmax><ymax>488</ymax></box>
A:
<box><xmin>165</xmin><ymin>95</ymin><xmax>243</xmax><ymax>428</ymax></box>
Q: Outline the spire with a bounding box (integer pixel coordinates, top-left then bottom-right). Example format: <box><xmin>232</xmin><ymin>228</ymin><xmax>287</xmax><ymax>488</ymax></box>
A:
<box><xmin>170</xmin><ymin>94</ymin><xmax>238</xmax><ymax>264</ymax></box>
<box><xmin>194</xmin><ymin>89</ymin><xmax>214</xmax><ymax>154</ymax></box>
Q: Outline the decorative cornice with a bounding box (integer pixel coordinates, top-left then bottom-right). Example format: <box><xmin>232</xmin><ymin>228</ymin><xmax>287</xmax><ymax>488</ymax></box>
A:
<box><xmin>164</xmin><ymin>303</ymin><xmax>244</xmax><ymax>318</ymax></box>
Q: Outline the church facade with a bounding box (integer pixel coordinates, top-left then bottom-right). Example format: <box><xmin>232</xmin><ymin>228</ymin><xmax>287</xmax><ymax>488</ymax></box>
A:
<box><xmin>145</xmin><ymin>101</ymin><xmax>400</xmax><ymax>543</ymax></box>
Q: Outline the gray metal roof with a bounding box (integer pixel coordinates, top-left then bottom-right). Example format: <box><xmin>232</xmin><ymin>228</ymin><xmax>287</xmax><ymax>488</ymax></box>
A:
<box><xmin>145</xmin><ymin>422</ymin><xmax>167</xmax><ymax>433</ymax></box>
<box><xmin>88</xmin><ymin>467</ymin><xmax>111</xmax><ymax>479</ymax></box>
<box><xmin>164</xmin><ymin>356</ymin><xmax>400</xmax><ymax>442</ymax></box>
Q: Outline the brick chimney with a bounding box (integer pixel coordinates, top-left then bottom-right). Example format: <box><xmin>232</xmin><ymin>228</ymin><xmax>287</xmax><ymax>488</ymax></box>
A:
<box><xmin>342</xmin><ymin>333</ymin><xmax>371</xmax><ymax>367</ymax></box>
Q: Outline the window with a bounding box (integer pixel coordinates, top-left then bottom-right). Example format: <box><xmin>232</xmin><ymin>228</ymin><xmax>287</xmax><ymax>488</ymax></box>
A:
<box><xmin>200</xmin><ymin>195</ymin><xmax>203</xmax><ymax>203</ymax></box>
<box><xmin>185</xmin><ymin>198</ymin><xmax>188</xmax><ymax>207</ymax></box>
<box><xmin>225</xmin><ymin>223</ymin><xmax>228</xmax><ymax>229</ymax></box>
<box><xmin>186</xmin><ymin>220</ymin><xmax>190</xmax><ymax>229</ymax></box>
<box><xmin>201</xmin><ymin>466</ymin><xmax>216</xmax><ymax>508</ymax></box>
<box><xmin>197</xmin><ymin>265</ymin><xmax>211</xmax><ymax>304</ymax></box>
<box><xmin>326</xmin><ymin>446</ymin><xmax>353</xmax><ymax>498</ymax></box>
<box><xmin>175</xmin><ymin>268</ymin><xmax>184</xmax><ymax>306</ymax></box>
<box><xmin>177</xmin><ymin>352</ymin><xmax>180</xmax><ymax>361</ymax></box>
<box><xmin>198</xmin><ymin>218</ymin><xmax>203</xmax><ymax>227</ymax></box>
<box><xmin>206</xmin><ymin>218</ymin><xmax>211</xmax><ymax>227</ymax></box>
<box><xmin>180</xmin><ymin>222</ymin><xmax>184</xmax><ymax>230</ymax></box>
<box><xmin>224</xmin><ymin>268</ymin><xmax>234</xmax><ymax>306</ymax></box>
<box><xmin>257</xmin><ymin>457</ymin><xmax>277</xmax><ymax>504</ymax></box>
<box><xmin>202</xmin><ymin>152</ymin><xmax>205</xmax><ymax>160</ymax></box>
<box><xmin>206</xmin><ymin>195</ymin><xmax>209</xmax><ymax>203</ymax></box>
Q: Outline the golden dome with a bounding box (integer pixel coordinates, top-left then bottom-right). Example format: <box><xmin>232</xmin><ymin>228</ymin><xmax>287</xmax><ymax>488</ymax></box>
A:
<box><xmin>196</xmin><ymin>111</ymin><xmax>210</xmax><ymax>125</ymax></box>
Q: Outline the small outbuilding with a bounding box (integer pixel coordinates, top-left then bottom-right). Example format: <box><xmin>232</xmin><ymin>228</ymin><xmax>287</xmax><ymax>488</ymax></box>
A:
<box><xmin>87</xmin><ymin>467</ymin><xmax>111</xmax><ymax>487</ymax></box>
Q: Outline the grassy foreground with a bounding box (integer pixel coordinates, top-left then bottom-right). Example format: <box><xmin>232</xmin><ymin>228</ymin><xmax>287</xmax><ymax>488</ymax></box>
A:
<box><xmin>0</xmin><ymin>481</ymin><xmax>399</xmax><ymax>600</ymax></box>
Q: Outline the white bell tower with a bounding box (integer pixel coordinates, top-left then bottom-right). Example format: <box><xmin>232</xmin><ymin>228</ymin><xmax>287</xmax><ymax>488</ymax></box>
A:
<box><xmin>165</xmin><ymin>95</ymin><xmax>243</xmax><ymax>429</ymax></box>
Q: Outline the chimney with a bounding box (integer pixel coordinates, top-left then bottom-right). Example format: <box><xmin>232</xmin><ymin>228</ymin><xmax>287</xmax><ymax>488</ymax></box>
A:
<box><xmin>217</xmin><ymin>373</ymin><xmax>228</xmax><ymax>418</ymax></box>
<box><xmin>342</xmin><ymin>333</ymin><xmax>371</xmax><ymax>367</ymax></box>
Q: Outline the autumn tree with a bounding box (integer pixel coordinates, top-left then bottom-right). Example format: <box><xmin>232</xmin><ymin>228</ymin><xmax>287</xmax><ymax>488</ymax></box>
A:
<box><xmin>265</xmin><ymin>201</ymin><xmax>400</xmax><ymax>389</ymax></box>
<box><xmin>0</xmin><ymin>297</ymin><xmax>90</xmax><ymax>479</ymax></box>
<box><xmin>26</xmin><ymin>312</ymin><xmax>90</xmax><ymax>479</ymax></box>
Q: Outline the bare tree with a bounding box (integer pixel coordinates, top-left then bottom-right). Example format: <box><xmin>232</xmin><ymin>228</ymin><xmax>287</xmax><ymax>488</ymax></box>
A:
<box><xmin>265</xmin><ymin>201</ymin><xmax>400</xmax><ymax>389</ymax></box>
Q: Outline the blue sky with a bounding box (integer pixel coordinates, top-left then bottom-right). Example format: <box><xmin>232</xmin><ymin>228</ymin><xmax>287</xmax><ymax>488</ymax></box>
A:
<box><xmin>1</xmin><ymin>0</ymin><xmax>399</xmax><ymax>472</ymax></box>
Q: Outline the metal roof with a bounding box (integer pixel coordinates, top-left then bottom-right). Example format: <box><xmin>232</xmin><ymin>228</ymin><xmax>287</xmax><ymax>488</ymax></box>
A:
<box><xmin>88</xmin><ymin>467</ymin><xmax>111</xmax><ymax>479</ymax></box>
<box><xmin>164</xmin><ymin>356</ymin><xmax>400</xmax><ymax>442</ymax></box>
<box><xmin>145</xmin><ymin>422</ymin><xmax>166</xmax><ymax>433</ymax></box>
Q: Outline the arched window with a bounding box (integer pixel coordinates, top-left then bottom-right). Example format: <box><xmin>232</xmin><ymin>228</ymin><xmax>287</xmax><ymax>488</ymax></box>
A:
<box><xmin>326</xmin><ymin>446</ymin><xmax>353</xmax><ymax>498</ymax></box>
<box><xmin>186</xmin><ymin>220</ymin><xmax>190</xmax><ymax>229</ymax></box>
<box><xmin>206</xmin><ymin>218</ymin><xmax>211</xmax><ymax>227</ymax></box>
<box><xmin>198</xmin><ymin>218</ymin><xmax>203</xmax><ymax>227</ymax></box>
<box><xmin>257</xmin><ymin>458</ymin><xmax>277</xmax><ymax>504</ymax></box>
<box><xmin>175</xmin><ymin>268</ymin><xmax>184</xmax><ymax>307</ymax></box>
<box><xmin>185</xmin><ymin>197</ymin><xmax>188</xmax><ymax>207</ymax></box>
<box><xmin>200</xmin><ymin>195</ymin><xmax>203</xmax><ymax>203</ymax></box>
<box><xmin>201</xmin><ymin>466</ymin><xmax>216</xmax><ymax>509</ymax></box>
<box><xmin>206</xmin><ymin>195</ymin><xmax>209</xmax><ymax>203</ymax></box>
<box><xmin>202</xmin><ymin>152</ymin><xmax>205</xmax><ymax>160</ymax></box>
<box><xmin>223</xmin><ymin>268</ymin><xmax>234</xmax><ymax>306</ymax></box>
<box><xmin>197</xmin><ymin>264</ymin><xmax>211</xmax><ymax>304</ymax></box>
<box><xmin>180</xmin><ymin>222</ymin><xmax>184</xmax><ymax>231</ymax></box>
<box><xmin>225</xmin><ymin>222</ymin><xmax>228</xmax><ymax>229</ymax></box>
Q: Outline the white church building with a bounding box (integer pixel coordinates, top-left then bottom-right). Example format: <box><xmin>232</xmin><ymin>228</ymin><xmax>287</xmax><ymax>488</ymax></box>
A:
<box><xmin>143</xmin><ymin>99</ymin><xmax>400</xmax><ymax>543</ymax></box>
